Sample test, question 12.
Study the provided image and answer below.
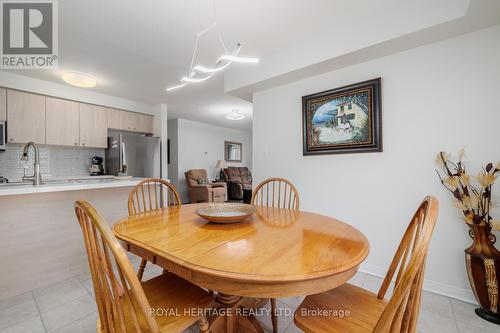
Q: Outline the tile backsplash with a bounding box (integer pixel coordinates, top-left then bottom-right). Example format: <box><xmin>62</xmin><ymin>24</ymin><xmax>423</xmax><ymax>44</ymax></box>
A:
<box><xmin>0</xmin><ymin>144</ymin><xmax>104</xmax><ymax>182</ymax></box>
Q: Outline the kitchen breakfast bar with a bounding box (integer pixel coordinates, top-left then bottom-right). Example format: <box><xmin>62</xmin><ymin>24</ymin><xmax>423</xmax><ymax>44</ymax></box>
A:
<box><xmin>0</xmin><ymin>177</ymin><xmax>146</xmax><ymax>299</ymax></box>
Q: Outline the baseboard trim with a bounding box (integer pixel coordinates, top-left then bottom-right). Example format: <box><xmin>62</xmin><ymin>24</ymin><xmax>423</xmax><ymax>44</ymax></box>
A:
<box><xmin>359</xmin><ymin>263</ymin><xmax>478</xmax><ymax>305</ymax></box>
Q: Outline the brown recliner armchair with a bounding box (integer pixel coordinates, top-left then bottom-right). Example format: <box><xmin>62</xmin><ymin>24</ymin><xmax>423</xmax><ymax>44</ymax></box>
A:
<box><xmin>222</xmin><ymin>167</ymin><xmax>252</xmax><ymax>200</ymax></box>
<box><xmin>185</xmin><ymin>169</ymin><xmax>227</xmax><ymax>203</ymax></box>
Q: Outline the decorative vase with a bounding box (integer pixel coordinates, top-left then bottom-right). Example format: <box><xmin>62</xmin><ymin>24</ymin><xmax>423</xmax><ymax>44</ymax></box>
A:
<box><xmin>465</xmin><ymin>223</ymin><xmax>500</xmax><ymax>324</ymax></box>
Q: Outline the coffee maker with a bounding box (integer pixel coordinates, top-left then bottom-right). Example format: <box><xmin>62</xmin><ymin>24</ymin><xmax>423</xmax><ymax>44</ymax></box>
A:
<box><xmin>89</xmin><ymin>156</ymin><xmax>105</xmax><ymax>176</ymax></box>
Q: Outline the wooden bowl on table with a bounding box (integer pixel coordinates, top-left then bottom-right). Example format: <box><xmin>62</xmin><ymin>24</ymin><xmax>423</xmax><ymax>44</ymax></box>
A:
<box><xmin>195</xmin><ymin>203</ymin><xmax>256</xmax><ymax>224</ymax></box>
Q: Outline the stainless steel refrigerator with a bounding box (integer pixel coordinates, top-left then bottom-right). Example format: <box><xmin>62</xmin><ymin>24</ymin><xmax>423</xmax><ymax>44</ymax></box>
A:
<box><xmin>105</xmin><ymin>130</ymin><xmax>161</xmax><ymax>178</ymax></box>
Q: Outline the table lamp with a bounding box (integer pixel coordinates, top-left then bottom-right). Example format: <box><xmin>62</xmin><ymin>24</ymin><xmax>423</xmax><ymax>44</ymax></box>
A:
<box><xmin>215</xmin><ymin>159</ymin><xmax>226</xmax><ymax>181</ymax></box>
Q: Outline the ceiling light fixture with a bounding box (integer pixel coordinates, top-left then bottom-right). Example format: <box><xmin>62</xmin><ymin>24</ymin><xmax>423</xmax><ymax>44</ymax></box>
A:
<box><xmin>181</xmin><ymin>72</ymin><xmax>216</xmax><ymax>83</ymax></box>
<box><xmin>165</xmin><ymin>82</ymin><xmax>188</xmax><ymax>91</ymax></box>
<box><xmin>217</xmin><ymin>54</ymin><xmax>259</xmax><ymax>63</ymax></box>
<box><xmin>62</xmin><ymin>71</ymin><xmax>97</xmax><ymax>88</ymax></box>
<box><xmin>225</xmin><ymin>110</ymin><xmax>245</xmax><ymax>120</ymax></box>
<box><xmin>166</xmin><ymin>7</ymin><xmax>258</xmax><ymax>93</ymax></box>
<box><xmin>192</xmin><ymin>62</ymin><xmax>231</xmax><ymax>74</ymax></box>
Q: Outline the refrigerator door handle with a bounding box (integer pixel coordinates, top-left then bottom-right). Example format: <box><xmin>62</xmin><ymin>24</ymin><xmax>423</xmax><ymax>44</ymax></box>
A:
<box><xmin>121</xmin><ymin>141</ymin><xmax>127</xmax><ymax>175</ymax></box>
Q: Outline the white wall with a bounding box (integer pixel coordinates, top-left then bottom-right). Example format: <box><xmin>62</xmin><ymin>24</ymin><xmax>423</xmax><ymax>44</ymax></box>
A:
<box><xmin>152</xmin><ymin>104</ymin><xmax>169</xmax><ymax>179</ymax></box>
<box><xmin>167</xmin><ymin>119</ymin><xmax>179</xmax><ymax>186</ymax></box>
<box><xmin>169</xmin><ymin>118</ymin><xmax>252</xmax><ymax>203</ymax></box>
<box><xmin>252</xmin><ymin>25</ymin><xmax>500</xmax><ymax>303</ymax></box>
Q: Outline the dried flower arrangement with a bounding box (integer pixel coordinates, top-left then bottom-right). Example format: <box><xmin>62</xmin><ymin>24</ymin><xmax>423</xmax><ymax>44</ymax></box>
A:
<box><xmin>437</xmin><ymin>150</ymin><xmax>500</xmax><ymax>324</ymax></box>
<box><xmin>436</xmin><ymin>149</ymin><xmax>500</xmax><ymax>231</ymax></box>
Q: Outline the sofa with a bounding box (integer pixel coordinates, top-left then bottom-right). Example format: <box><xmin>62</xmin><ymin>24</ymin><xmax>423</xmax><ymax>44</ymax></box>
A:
<box><xmin>185</xmin><ymin>169</ymin><xmax>227</xmax><ymax>203</ymax></box>
<box><xmin>222</xmin><ymin>167</ymin><xmax>252</xmax><ymax>200</ymax></box>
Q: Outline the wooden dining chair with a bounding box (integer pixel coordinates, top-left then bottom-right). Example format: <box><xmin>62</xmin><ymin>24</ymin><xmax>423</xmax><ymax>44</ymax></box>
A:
<box><xmin>128</xmin><ymin>178</ymin><xmax>181</xmax><ymax>280</ymax></box>
<box><xmin>75</xmin><ymin>200</ymin><xmax>212</xmax><ymax>333</ymax></box>
<box><xmin>252</xmin><ymin>177</ymin><xmax>299</xmax><ymax>333</ymax></box>
<box><xmin>293</xmin><ymin>196</ymin><xmax>439</xmax><ymax>333</ymax></box>
<box><xmin>251</xmin><ymin>177</ymin><xmax>299</xmax><ymax>211</ymax></box>
<box><xmin>128</xmin><ymin>178</ymin><xmax>181</xmax><ymax>215</ymax></box>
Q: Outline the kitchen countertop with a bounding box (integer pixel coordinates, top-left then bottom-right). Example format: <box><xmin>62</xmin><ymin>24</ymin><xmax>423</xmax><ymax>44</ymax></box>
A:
<box><xmin>0</xmin><ymin>176</ymin><xmax>147</xmax><ymax>196</ymax></box>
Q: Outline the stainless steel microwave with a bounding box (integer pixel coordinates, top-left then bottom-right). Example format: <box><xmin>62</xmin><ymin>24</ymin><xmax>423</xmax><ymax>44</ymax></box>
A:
<box><xmin>0</xmin><ymin>120</ymin><xmax>6</xmax><ymax>151</ymax></box>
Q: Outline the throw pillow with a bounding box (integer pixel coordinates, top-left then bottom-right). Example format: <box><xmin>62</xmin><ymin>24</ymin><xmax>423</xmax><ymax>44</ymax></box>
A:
<box><xmin>196</xmin><ymin>178</ymin><xmax>208</xmax><ymax>185</ymax></box>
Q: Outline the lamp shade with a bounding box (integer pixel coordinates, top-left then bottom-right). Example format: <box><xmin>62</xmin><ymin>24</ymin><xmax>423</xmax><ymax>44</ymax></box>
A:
<box><xmin>215</xmin><ymin>159</ymin><xmax>226</xmax><ymax>168</ymax></box>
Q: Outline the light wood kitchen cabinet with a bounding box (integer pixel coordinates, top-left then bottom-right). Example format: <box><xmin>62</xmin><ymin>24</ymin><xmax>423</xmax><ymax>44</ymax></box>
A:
<box><xmin>46</xmin><ymin>97</ymin><xmax>80</xmax><ymax>146</ymax></box>
<box><xmin>138</xmin><ymin>113</ymin><xmax>154</xmax><ymax>133</ymax></box>
<box><xmin>125</xmin><ymin>111</ymin><xmax>139</xmax><ymax>131</ymax></box>
<box><xmin>79</xmin><ymin>103</ymin><xmax>108</xmax><ymax>148</ymax></box>
<box><xmin>107</xmin><ymin>107</ymin><xmax>126</xmax><ymax>130</ymax></box>
<box><xmin>0</xmin><ymin>88</ymin><xmax>6</xmax><ymax>121</ymax></box>
<box><xmin>6</xmin><ymin>90</ymin><xmax>46</xmax><ymax>144</ymax></box>
<box><xmin>108</xmin><ymin>109</ymin><xmax>137</xmax><ymax>131</ymax></box>
<box><xmin>107</xmin><ymin>108</ymin><xmax>153</xmax><ymax>133</ymax></box>
<box><xmin>4</xmin><ymin>89</ymin><xmax>153</xmax><ymax>148</ymax></box>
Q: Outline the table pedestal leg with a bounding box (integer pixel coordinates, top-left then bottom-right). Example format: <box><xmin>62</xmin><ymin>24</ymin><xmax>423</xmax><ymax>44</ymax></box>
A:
<box><xmin>209</xmin><ymin>293</ymin><xmax>265</xmax><ymax>333</ymax></box>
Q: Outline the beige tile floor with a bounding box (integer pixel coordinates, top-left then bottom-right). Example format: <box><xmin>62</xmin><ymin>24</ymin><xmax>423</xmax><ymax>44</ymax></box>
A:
<box><xmin>1</xmin><ymin>264</ymin><xmax>498</xmax><ymax>333</ymax></box>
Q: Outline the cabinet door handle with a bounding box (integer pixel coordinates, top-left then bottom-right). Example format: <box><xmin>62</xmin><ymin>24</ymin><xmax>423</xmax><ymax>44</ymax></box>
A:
<box><xmin>74</xmin><ymin>142</ymin><xmax>78</xmax><ymax>146</ymax></box>
<box><xmin>9</xmin><ymin>138</ymin><xmax>13</xmax><ymax>142</ymax></box>
<box><xmin>82</xmin><ymin>143</ymin><xmax>86</xmax><ymax>146</ymax></box>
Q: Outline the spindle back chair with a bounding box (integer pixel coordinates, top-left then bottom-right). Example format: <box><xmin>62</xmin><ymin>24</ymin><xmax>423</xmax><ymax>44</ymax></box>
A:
<box><xmin>373</xmin><ymin>196</ymin><xmax>438</xmax><ymax>332</ymax></box>
<box><xmin>251</xmin><ymin>177</ymin><xmax>299</xmax><ymax>211</ymax></box>
<box><xmin>128</xmin><ymin>178</ymin><xmax>181</xmax><ymax>280</ymax></box>
<box><xmin>75</xmin><ymin>200</ymin><xmax>161</xmax><ymax>333</ymax></box>
<box><xmin>294</xmin><ymin>196</ymin><xmax>439</xmax><ymax>333</ymax></box>
<box><xmin>128</xmin><ymin>178</ymin><xmax>181</xmax><ymax>216</ymax></box>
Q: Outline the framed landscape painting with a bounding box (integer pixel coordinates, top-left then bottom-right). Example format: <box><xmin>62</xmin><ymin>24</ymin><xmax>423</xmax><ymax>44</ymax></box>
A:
<box><xmin>302</xmin><ymin>78</ymin><xmax>382</xmax><ymax>155</ymax></box>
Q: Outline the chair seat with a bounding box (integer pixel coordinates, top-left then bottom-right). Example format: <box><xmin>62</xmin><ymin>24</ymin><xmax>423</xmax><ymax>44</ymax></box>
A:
<box><xmin>294</xmin><ymin>283</ymin><xmax>387</xmax><ymax>333</ymax></box>
<box><xmin>97</xmin><ymin>272</ymin><xmax>213</xmax><ymax>333</ymax></box>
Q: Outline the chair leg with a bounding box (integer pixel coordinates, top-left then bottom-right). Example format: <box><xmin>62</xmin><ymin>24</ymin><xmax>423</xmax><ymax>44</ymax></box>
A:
<box><xmin>137</xmin><ymin>259</ymin><xmax>147</xmax><ymax>281</ymax></box>
<box><xmin>271</xmin><ymin>298</ymin><xmax>278</xmax><ymax>333</ymax></box>
<box><xmin>198</xmin><ymin>317</ymin><xmax>211</xmax><ymax>333</ymax></box>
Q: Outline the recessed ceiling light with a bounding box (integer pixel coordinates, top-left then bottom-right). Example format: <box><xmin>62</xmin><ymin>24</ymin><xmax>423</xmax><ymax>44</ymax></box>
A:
<box><xmin>225</xmin><ymin>110</ymin><xmax>245</xmax><ymax>120</ymax></box>
<box><xmin>62</xmin><ymin>71</ymin><xmax>97</xmax><ymax>88</ymax></box>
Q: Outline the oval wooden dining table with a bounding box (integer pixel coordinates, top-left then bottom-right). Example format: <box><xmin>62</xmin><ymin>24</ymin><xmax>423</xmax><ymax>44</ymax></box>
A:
<box><xmin>112</xmin><ymin>204</ymin><xmax>370</xmax><ymax>333</ymax></box>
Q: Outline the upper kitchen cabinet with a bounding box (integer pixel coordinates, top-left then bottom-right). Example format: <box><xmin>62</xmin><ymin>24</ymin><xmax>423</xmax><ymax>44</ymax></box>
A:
<box><xmin>107</xmin><ymin>107</ymin><xmax>153</xmax><ymax>134</ymax></box>
<box><xmin>46</xmin><ymin>97</ymin><xmax>80</xmax><ymax>147</ymax></box>
<box><xmin>125</xmin><ymin>111</ymin><xmax>139</xmax><ymax>132</ymax></box>
<box><xmin>138</xmin><ymin>113</ymin><xmax>154</xmax><ymax>134</ymax></box>
<box><xmin>107</xmin><ymin>107</ymin><xmax>126</xmax><ymax>130</ymax></box>
<box><xmin>0</xmin><ymin>88</ymin><xmax>6</xmax><ymax>121</ymax></box>
<box><xmin>107</xmin><ymin>108</ymin><xmax>136</xmax><ymax>131</ymax></box>
<box><xmin>6</xmin><ymin>90</ymin><xmax>46</xmax><ymax>144</ymax></box>
<box><xmin>79</xmin><ymin>103</ymin><xmax>108</xmax><ymax>148</ymax></box>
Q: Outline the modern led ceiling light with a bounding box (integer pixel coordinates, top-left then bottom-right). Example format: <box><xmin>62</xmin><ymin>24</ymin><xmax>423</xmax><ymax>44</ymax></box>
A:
<box><xmin>62</xmin><ymin>71</ymin><xmax>97</xmax><ymax>88</ymax></box>
<box><xmin>166</xmin><ymin>21</ymin><xmax>258</xmax><ymax>92</ymax></box>
<box><xmin>225</xmin><ymin>109</ymin><xmax>245</xmax><ymax>120</ymax></box>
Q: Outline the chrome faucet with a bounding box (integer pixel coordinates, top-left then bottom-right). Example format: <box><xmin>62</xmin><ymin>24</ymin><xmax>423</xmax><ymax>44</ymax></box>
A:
<box><xmin>21</xmin><ymin>142</ymin><xmax>42</xmax><ymax>186</ymax></box>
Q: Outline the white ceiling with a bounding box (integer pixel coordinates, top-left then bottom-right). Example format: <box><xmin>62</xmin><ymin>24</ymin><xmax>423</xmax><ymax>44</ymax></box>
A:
<box><xmin>2</xmin><ymin>0</ymin><xmax>472</xmax><ymax>131</ymax></box>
